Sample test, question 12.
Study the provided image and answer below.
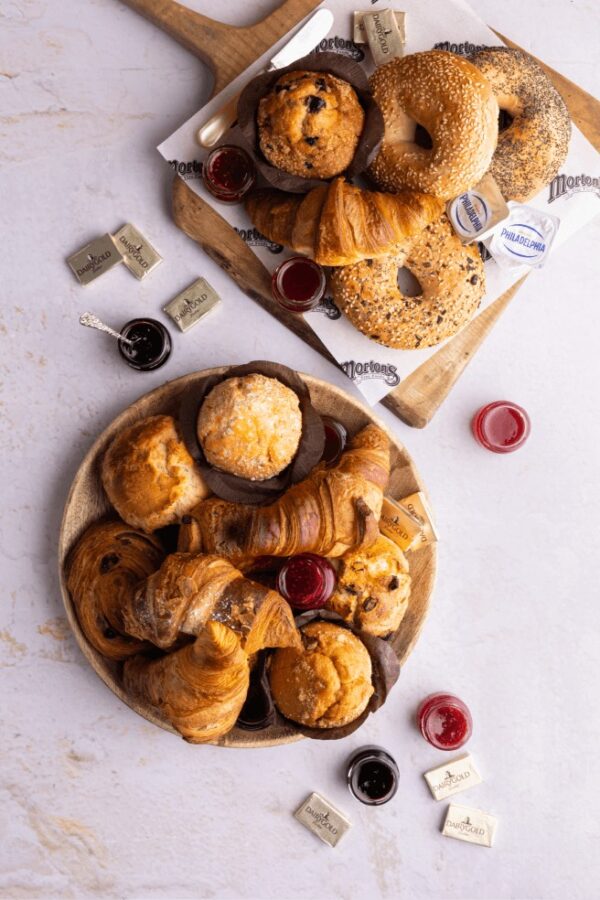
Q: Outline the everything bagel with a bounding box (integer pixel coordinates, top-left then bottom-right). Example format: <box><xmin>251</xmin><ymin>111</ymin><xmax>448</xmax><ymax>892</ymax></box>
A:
<box><xmin>329</xmin><ymin>215</ymin><xmax>485</xmax><ymax>350</ymax></box>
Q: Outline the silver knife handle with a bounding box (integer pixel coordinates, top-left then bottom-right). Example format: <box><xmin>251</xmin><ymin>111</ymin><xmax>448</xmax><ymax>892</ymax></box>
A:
<box><xmin>197</xmin><ymin>90</ymin><xmax>243</xmax><ymax>148</ymax></box>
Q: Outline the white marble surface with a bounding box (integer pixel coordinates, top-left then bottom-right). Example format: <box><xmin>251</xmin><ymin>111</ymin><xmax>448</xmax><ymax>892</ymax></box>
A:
<box><xmin>1</xmin><ymin>2</ymin><xmax>599</xmax><ymax>898</ymax></box>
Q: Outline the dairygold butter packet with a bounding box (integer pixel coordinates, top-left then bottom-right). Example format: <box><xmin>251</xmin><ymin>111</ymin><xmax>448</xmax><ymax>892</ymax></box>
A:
<box><xmin>163</xmin><ymin>277</ymin><xmax>221</xmax><ymax>332</ymax></box>
<box><xmin>67</xmin><ymin>234</ymin><xmax>124</xmax><ymax>285</ymax></box>
<box><xmin>379</xmin><ymin>496</ymin><xmax>422</xmax><ymax>552</ymax></box>
<box><xmin>447</xmin><ymin>173</ymin><xmax>510</xmax><ymax>245</ymax></box>
<box><xmin>399</xmin><ymin>491</ymin><xmax>439</xmax><ymax>550</ymax></box>
<box><xmin>361</xmin><ymin>9</ymin><xmax>406</xmax><ymax>65</ymax></box>
<box><xmin>113</xmin><ymin>224</ymin><xmax>162</xmax><ymax>280</ymax></box>
<box><xmin>353</xmin><ymin>9</ymin><xmax>406</xmax><ymax>45</ymax></box>
<box><xmin>294</xmin><ymin>792</ymin><xmax>351</xmax><ymax>848</ymax></box>
<box><xmin>442</xmin><ymin>804</ymin><xmax>497</xmax><ymax>848</ymax></box>
<box><xmin>424</xmin><ymin>754</ymin><xmax>483</xmax><ymax>801</ymax></box>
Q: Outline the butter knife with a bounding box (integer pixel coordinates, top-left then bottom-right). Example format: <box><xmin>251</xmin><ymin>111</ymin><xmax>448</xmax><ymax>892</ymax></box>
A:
<box><xmin>197</xmin><ymin>8</ymin><xmax>334</xmax><ymax>149</ymax></box>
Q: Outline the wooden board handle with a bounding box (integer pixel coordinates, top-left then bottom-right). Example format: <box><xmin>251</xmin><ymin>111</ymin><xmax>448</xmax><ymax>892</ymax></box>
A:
<box><xmin>120</xmin><ymin>0</ymin><xmax>321</xmax><ymax>94</ymax></box>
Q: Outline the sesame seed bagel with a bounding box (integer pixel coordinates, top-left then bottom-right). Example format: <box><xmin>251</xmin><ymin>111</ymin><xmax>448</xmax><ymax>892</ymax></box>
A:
<box><xmin>469</xmin><ymin>47</ymin><xmax>571</xmax><ymax>202</ymax></box>
<box><xmin>329</xmin><ymin>215</ymin><xmax>485</xmax><ymax>350</ymax></box>
<box><xmin>368</xmin><ymin>51</ymin><xmax>499</xmax><ymax>200</ymax></box>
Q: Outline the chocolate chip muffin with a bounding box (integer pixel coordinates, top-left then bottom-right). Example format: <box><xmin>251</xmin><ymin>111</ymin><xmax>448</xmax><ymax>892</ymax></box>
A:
<box><xmin>257</xmin><ymin>70</ymin><xmax>365</xmax><ymax>179</ymax></box>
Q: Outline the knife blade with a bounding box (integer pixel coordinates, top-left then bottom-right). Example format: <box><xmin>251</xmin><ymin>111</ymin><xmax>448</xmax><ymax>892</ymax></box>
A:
<box><xmin>197</xmin><ymin>8</ymin><xmax>334</xmax><ymax>149</ymax></box>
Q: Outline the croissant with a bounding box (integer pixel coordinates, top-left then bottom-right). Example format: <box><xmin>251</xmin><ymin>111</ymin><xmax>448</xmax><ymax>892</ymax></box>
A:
<box><xmin>65</xmin><ymin>520</ymin><xmax>165</xmax><ymax>660</ymax></box>
<box><xmin>245</xmin><ymin>177</ymin><xmax>443</xmax><ymax>266</ymax></box>
<box><xmin>123</xmin><ymin>621</ymin><xmax>249</xmax><ymax>743</ymax></box>
<box><xmin>180</xmin><ymin>424</ymin><xmax>390</xmax><ymax>565</ymax></box>
<box><xmin>121</xmin><ymin>552</ymin><xmax>301</xmax><ymax>653</ymax></box>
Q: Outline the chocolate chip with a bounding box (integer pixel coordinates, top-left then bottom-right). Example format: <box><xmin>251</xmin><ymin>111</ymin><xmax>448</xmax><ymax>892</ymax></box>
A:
<box><xmin>388</xmin><ymin>576</ymin><xmax>399</xmax><ymax>590</ymax></box>
<box><xmin>436</xmin><ymin>314</ymin><xmax>444</xmax><ymax>324</ymax></box>
<box><xmin>304</xmin><ymin>136</ymin><xmax>318</xmax><ymax>146</ymax></box>
<box><xmin>344</xmin><ymin>584</ymin><xmax>359</xmax><ymax>596</ymax></box>
<box><xmin>362</xmin><ymin>597</ymin><xmax>378</xmax><ymax>612</ymax></box>
<box><xmin>305</xmin><ymin>162</ymin><xmax>314</xmax><ymax>169</ymax></box>
<box><xmin>306</xmin><ymin>95</ymin><xmax>325</xmax><ymax>113</ymax></box>
<box><xmin>103</xmin><ymin>626</ymin><xmax>118</xmax><ymax>639</ymax></box>
<box><xmin>303</xmin><ymin>638</ymin><xmax>319</xmax><ymax>651</ymax></box>
<box><xmin>315</xmin><ymin>78</ymin><xmax>327</xmax><ymax>90</ymax></box>
<box><xmin>100</xmin><ymin>554</ymin><xmax>119</xmax><ymax>574</ymax></box>
<box><xmin>182</xmin><ymin>515</ymin><xmax>193</xmax><ymax>524</ymax></box>
<box><xmin>470</xmin><ymin>274</ymin><xmax>479</xmax><ymax>285</ymax></box>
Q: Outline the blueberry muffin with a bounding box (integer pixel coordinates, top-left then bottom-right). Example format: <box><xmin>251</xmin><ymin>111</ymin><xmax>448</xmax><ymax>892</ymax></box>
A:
<box><xmin>257</xmin><ymin>70</ymin><xmax>365</xmax><ymax>178</ymax></box>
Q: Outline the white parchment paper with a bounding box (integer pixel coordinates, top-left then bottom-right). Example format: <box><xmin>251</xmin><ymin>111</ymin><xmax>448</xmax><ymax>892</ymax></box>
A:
<box><xmin>158</xmin><ymin>0</ymin><xmax>600</xmax><ymax>405</ymax></box>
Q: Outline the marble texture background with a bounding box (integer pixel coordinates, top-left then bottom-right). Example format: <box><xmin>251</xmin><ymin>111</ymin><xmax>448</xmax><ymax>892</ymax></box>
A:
<box><xmin>1</xmin><ymin>1</ymin><xmax>599</xmax><ymax>898</ymax></box>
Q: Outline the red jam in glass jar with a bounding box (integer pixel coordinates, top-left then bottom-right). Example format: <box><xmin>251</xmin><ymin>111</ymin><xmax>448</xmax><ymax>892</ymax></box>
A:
<box><xmin>417</xmin><ymin>693</ymin><xmax>473</xmax><ymax>751</ymax></box>
<box><xmin>471</xmin><ymin>401</ymin><xmax>530</xmax><ymax>453</ymax></box>
<box><xmin>271</xmin><ymin>257</ymin><xmax>326</xmax><ymax>312</ymax></box>
<box><xmin>203</xmin><ymin>145</ymin><xmax>255</xmax><ymax>203</ymax></box>
<box><xmin>277</xmin><ymin>553</ymin><xmax>336</xmax><ymax>610</ymax></box>
<box><xmin>320</xmin><ymin>417</ymin><xmax>348</xmax><ymax>466</ymax></box>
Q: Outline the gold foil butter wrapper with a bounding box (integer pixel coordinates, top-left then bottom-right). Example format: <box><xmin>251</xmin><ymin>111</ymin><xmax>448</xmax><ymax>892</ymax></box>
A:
<box><xmin>67</xmin><ymin>234</ymin><xmax>124</xmax><ymax>285</ymax></box>
<box><xmin>359</xmin><ymin>9</ymin><xmax>406</xmax><ymax>65</ymax></box>
<box><xmin>446</xmin><ymin>173</ymin><xmax>510</xmax><ymax>245</ymax></box>
<box><xmin>442</xmin><ymin>804</ymin><xmax>497</xmax><ymax>848</ymax></box>
<box><xmin>294</xmin><ymin>792</ymin><xmax>351</xmax><ymax>848</ymax></box>
<box><xmin>163</xmin><ymin>277</ymin><xmax>221</xmax><ymax>332</ymax></box>
<box><xmin>379</xmin><ymin>491</ymin><xmax>438</xmax><ymax>552</ymax></box>
<box><xmin>113</xmin><ymin>224</ymin><xmax>162</xmax><ymax>280</ymax></box>
<box><xmin>424</xmin><ymin>753</ymin><xmax>483</xmax><ymax>801</ymax></box>
<box><xmin>353</xmin><ymin>10</ymin><xmax>406</xmax><ymax>49</ymax></box>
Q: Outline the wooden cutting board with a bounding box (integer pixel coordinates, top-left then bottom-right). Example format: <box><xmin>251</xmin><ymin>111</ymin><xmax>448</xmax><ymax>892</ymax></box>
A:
<box><xmin>121</xmin><ymin>0</ymin><xmax>600</xmax><ymax>427</ymax></box>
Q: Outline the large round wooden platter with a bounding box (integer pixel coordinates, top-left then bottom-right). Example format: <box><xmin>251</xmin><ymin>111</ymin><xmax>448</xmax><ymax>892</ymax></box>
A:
<box><xmin>58</xmin><ymin>368</ymin><xmax>437</xmax><ymax>748</ymax></box>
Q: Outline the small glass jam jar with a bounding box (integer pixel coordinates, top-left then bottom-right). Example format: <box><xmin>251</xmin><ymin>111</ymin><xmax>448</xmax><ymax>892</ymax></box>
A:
<box><xmin>118</xmin><ymin>318</ymin><xmax>172</xmax><ymax>371</ymax></box>
<box><xmin>320</xmin><ymin>417</ymin><xmax>348</xmax><ymax>467</ymax></box>
<box><xmin>347</xmin><ymin>746</ymin><xmax>399</xmax><ymax>806</ymax></box>
<box><xmin>471</xmin><ymin>401</ymin><xmax>530</xmax><ymax>453</ymax></box>
<box><xmin>276</xmin><ymin>553</ymin><xmax>336</xmax><ymax>610</ymax></box>
<box><xmin>271</xmin><ymin>257</ymin><xmax>327</xmax><ymax>312</ymax></box>
<box><xmin>202</xmin><ymin>145</ymin><xmax>256</xmax><ymax>203</ymax></box>
<box><xmin>417</xmin><ymin>693</ymin><xmax>473</xmax><ymax>751</ymax></box>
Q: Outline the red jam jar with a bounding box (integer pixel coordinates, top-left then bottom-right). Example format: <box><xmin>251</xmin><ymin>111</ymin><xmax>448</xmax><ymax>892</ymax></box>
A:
<box><xmin>417</xmin><ymin>693</ymin><xmax>473</xmax><ymax>751</ymax></box>
<box><xmin>320</xmin><ymin>417</ymin><xmax>348</xmax><ymax>466</ymax></box>
<box><xmin>202</xmin><ymin>145</ymin><xmax>255</xmax><ymax>203</ymax></box>
<box><xmin>471</xmin><ymin>401</ymin><xmax>530</xmax><ymax>453</ymax></box>
<box><xmin>271</xmin><ymin>257</ymin><xmax>326</xmax><ymax>312</ymax></box>
<box><xmin>277</xmin><ymin>553</ymin><xmax>336</xmax><ymax>610</ymax></box>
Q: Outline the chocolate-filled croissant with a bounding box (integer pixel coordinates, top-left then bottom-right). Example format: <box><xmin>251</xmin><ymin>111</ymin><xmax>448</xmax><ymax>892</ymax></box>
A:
<box><xmin>124</xmin><ymin>621</ymin><xmax>249</xmax><ymax>743</ymax></box>
<box><xmin>121</xmin><ymin>552</ymin><xmax>301</xmax><ymax>653</ymax></box>
<box><xmin>66</xmin><ymin>520</ymin><xmax>165</xmax><ymax>660</ymax></box>
<box><xmin>180</xmin><ymin>424</ymin><xmax>390</xmax><ymax>565</ymax></box>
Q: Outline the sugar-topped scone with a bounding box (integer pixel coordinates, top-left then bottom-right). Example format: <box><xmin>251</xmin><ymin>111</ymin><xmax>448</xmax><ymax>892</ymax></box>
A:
<box><xmin>269</xmin><ymin>621</ymin><xmax>374</xmax><ymax>728</ymax></box>
<box><xmin>197</xmin><ymin>374</ymin><xmax>302</xmax><ymax>481</ymax></box>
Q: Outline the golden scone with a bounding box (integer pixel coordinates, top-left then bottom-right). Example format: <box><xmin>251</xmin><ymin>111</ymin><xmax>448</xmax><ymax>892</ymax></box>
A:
<box><xmin>257</xmin><ymin>70</ymin><xmax>365</xmax><ymax>179</ymax></box>
<box><xmin>101</xmin><ymin>415</ymin><xmax>209</xmax><ymax>533</ymax></box>
<box><xmin>269</xmin><ymin>621</ymin><xmax>374</xmax><ymax>728</ymax></box>
<box><xmin>197</xmin><ymin>374</ymin><xmax>302</xmax><ymax>481</ymax></box>
<box><xmin>326</xmin><ymin>534</ymin><xmax>411</xmax><ymax>637</ymax></box>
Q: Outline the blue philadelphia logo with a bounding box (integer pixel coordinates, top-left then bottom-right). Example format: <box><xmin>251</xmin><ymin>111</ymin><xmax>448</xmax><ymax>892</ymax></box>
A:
<box><xmin>499</xmin><ymin>223</ymin><xmax>546</xmax><ymax>261</ymax></box>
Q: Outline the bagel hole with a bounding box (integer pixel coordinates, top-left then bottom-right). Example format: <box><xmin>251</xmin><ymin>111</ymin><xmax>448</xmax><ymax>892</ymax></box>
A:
<box><xmin>498</xmin><ymin>109</ymin><xmax>514</xmax><ymax>132</ymax></box>
<box><xmin>414</xmin><ymin>124</ymin><xmax>433</xmax><ymax>150</ymax></box>
<box><xmin>397</xmin><ymin>267</ymin><xmax>423</xmax><ymax>297</ymax></box>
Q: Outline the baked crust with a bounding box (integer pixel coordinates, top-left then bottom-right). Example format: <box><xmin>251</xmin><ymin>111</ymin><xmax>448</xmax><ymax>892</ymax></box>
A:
<box><xmin>269</xmin><ymin>621</ymin><xmax>374</xmax><ymax>728</ymax></box>
<box><xmin>197</xmin><ymin>374</ymin><xmax>302</xmax><ymax>481</ymax></box>
<box><xmin>369</xmin><ymin>51</ymin><xmax>499</xmax><ymax>199</ymax></box>
<box><xmin>326</xmin><ymin>534</ymin><xmax>411</xmax><ymax>637</ymax></box>
<box><xmin>101</xmin><ymin>415</ymin><xmax>209</xmax><ymax>533</ymax></box>
<box><xmin>257</xmin><ymin>70</ymin><xmax>364</xmax><ymax>179</ymax></box>
<box><xmin>469</xmin><ymin>47</ymin><xmax>571</xmax><ymax>202</ymax></box>
<box><xmin>330</xmin><ymin>215</ymin><xmax>485</xmax><ymax>349</ymax></box>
